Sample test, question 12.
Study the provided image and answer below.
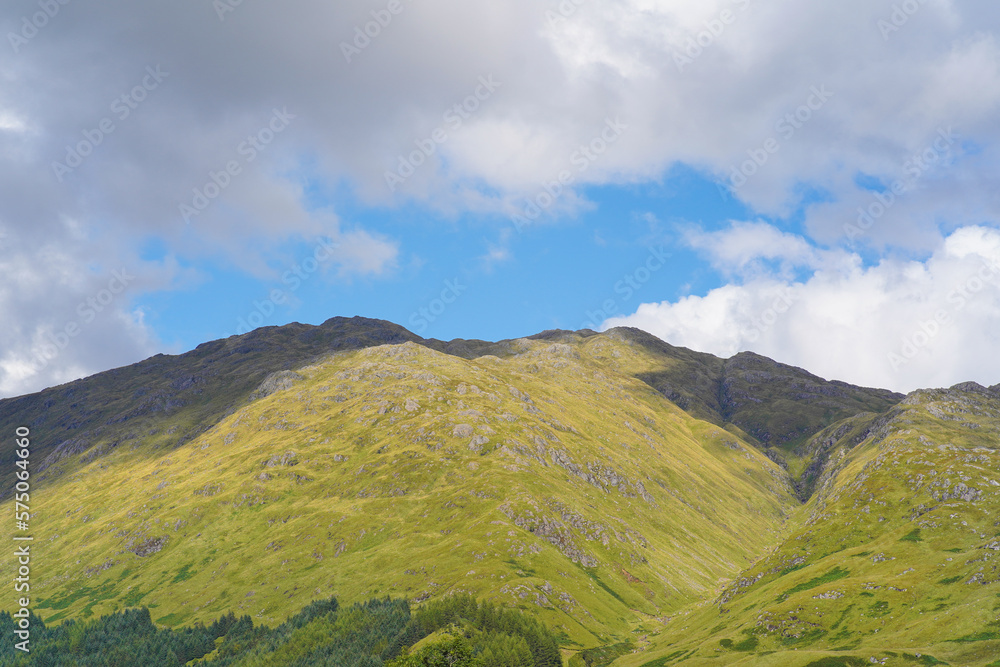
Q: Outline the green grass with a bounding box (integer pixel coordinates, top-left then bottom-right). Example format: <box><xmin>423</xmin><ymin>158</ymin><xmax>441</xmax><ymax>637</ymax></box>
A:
<box><xmin>902</xmin><ymin>654</ymin><xmax>950</xmax><ymax>665</ymax></box>
<box><xmin>638</xmin><ymin>649</ymin><xmax>688</xmax><ymax>666</ymax></box>
<box><xmin>782</xmin><ymin>566</ymin><xmax>851</xmax><ymax>596</ymax></box>
<box><xmin>155</xmin><ymin>612</ymin><xmax>186</xmax><ymax>626</ymax></box>
<box><xmin>803</xmin><ymin>658</ymin><xmax>866</xmax><ymax>667</ymax></box>
<box><xmin>868</xmin><ymin>600</ymin><xmax>890</xmax><ymax>617</ymax></box>
<box><xmin>948</xmin><ymin>631</ymin><xmax>1000</xmax><ymax>642</ymax></box>
<box><xmin>121</xmin><ymin>588</ymin><xmax>147</xmax><ymax>606</ymax></box>
<box><xmin>732</xmin><ymin>634</ymin><xmax>760</xmax><ymax>651</ymax></box>
<box><xmin>575</xmin><ymin>641</ymin><xmax>634</xmax><ymax>666</ymax></box>
<box><xmin>580</xmin><ymin>566</ymin><xmax>628</xmax><ymax>607</ymax></box>
<box><xmin>170</xmin><ymin>563</ymin><xmax>195</xmax><ymax>584</ymax></box>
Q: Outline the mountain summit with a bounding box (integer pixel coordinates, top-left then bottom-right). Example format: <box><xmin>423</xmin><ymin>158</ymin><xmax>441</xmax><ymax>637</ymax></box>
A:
<box><xmin>1</xmin><ymin>318</ymin><xmax>996</xmax><ymax>665</ymax></box>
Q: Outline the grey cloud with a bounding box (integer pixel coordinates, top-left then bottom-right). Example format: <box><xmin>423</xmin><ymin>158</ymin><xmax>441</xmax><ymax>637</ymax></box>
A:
<box><xmin>0</xmin><ymin>0</ymin><xmax>998</xmax><ymax>397</ymax></box>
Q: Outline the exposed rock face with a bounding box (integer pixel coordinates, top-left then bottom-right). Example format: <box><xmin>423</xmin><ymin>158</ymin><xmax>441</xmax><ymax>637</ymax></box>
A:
<box><xmin>518</xmin><ymin>516</ymin><xmax>598</xmax><ymax>568</ymax></box>
<box><xmin>548</xmin><ymin>448</ymin><xmax>657</xmax><ymax>504</ymax></box>
<box><xmin>812</xmin><ymin>590</ymin><xmax>843</xmax><ymax>600</ymax></box>
<box><xmin>949</xmin><ymin>381</ymin><xmax>997</xmax><ymax>396</ymax></box>
<box><xmin>251</xmin><ymin>371</ymin><xmax>304</xmax><ymax>400</ymax></box>
<box><xmin>38</xmin><ymin>438</ymin><xmax>90</xmax><ymax>473</ymax></box>
<box><xmin>500</xmin><ymin>504</ymin><xmax>599</xmax><ymax>567</ymax></box>
<box><xmin>263</xmin><ymin>451</ymin><xmax>299</xmax><ymax>467</ymax></box>
<box><xmin>130</xmin><ymin>536</ymin><xmax>167</xmax><ymax>557</ymax></box>
<box><xmin>932</xmin><ymin>482</ymin><xmax>982</xmax><ymax>503</ymax></box>
<box><xmin>468</xmin><ymin>435</ymin><xmax>490</xmax><ymax>452</ymax></box>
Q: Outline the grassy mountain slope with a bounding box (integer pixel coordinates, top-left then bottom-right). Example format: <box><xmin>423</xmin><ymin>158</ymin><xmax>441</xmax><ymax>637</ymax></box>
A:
<box><xmin>0</xmin><ymin>317</ymin><xmax>420</xmax><ymax>497</ymax></box>
<box><xmin>0</xmin><ymin>319</ymin><xmax>899</xmax><ymax>505</ymax></box>
<box><xmin>620</xmin><ymin>383</ymin><xmax>1000</xmax><ymax>666</ymax></box>
<box><xmin>2</xmin><ymin>318</ymin><xmax>952</xmax><ymax>664</ymax></box>
<box><xmin>5</xmin><ymin>334</ymin><xmax>803</xmax><ymax>647</ymax></box>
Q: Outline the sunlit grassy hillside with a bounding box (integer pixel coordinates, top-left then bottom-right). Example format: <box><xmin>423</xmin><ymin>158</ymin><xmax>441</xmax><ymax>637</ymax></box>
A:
<box><xmin>5</xmin><ymin>334</ymin><xmax>802</xmax><ymax>647</ymax></box>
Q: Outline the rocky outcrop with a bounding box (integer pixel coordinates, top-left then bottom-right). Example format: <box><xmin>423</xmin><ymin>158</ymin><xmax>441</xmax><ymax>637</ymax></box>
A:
<box><xmin>129</xmin><ymin>536</ymin><xmax>167</xmax><ymax>557</ymax></box>
<box><xmin>250</xmin><ymin>371</ymin><xmax>303</xmax><ymax>400</ymax></box>
<box><xmin>262</xmin><ymin>451</ymin><xmax>299</xmax><ymax>467</ymax></box>
<box><xmin>931</xmin><ymin>482</ymin><xmax>982</xmax><ymax>503</ymax></box>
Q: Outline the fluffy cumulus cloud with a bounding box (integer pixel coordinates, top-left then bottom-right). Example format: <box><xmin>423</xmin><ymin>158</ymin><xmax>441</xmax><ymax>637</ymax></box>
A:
<box><xmin>683</xmin><ymin>222</ymin><xmax>820</xmax><ymax>277</ymax></box>
<box><xmin>0</xmin><ymin>233</ymin><xmax>173</xmax><ymax>397</ymax></box>
<box><xmin>0</xmin><ymin>0</ymin><xmax>998</xmax><ymax>396</ymax></box>
<box><xmin>604</xmin><ymin>224</ymin><xmax>1000</xmax><ymax>393</ymax></box>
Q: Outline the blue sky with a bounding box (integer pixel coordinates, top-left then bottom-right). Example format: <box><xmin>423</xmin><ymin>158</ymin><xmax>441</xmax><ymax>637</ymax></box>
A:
<box><xmin>2</xmin><ymin>0</ymin><xmax>1000</xmax><ymax>397</ymax></box>
<box><xmin>141</xmin><ymin>166</ymin><xmax>749</xmax><ymax>349</ymax></box>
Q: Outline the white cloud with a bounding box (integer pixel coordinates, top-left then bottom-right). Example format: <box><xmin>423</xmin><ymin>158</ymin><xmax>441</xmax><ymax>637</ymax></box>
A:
<box><xmin>5</xmin><ymin>0</ymin><xmax>989</xmax><ymax>231</ymax></box>
<box><xmin>684</xmin><ymin>221</ymin><xmax>819</xmax><ymax>276</ymax></box>
<box><xmin>604</xmin><ymin>224</ymin><xmax>1000</xmax><ymax>393</ymax></box>
<box><xmin>0</xmin><ymin>230</ymin><xmax>176</xmax><ymax>397</ymax></box>
<box><xmin>329</xmin><ymin>229</ymin><xmax>400</xmax><ymax>278</ymax></box>
<box><xmin>1</xmin><ymin>0</ymin><xmax>999</xmax><ymax>397</ymax></box>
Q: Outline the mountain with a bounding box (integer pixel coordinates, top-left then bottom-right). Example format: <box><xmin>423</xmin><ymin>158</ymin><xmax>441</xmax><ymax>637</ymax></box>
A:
<box><xmin>1</xmin><ymin>317</ymin><xmax>996</xmax><ymax>665</ymax></box>
<box><xmin>620</xmin><ymin>384</ymin><xmax>1000</xmax><ymax>667</ymax></box>
<box><xmin>0</xmin><ymin>317</ymin><xmax>420</xmax><ymax>496</ymax></box>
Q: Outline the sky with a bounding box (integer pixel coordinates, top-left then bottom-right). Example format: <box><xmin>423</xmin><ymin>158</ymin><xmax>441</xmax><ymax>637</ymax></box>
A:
<box><xmin>1</xmin><ymin>0</ymin><xmax>999</xmax><ymax>398</ymax></box>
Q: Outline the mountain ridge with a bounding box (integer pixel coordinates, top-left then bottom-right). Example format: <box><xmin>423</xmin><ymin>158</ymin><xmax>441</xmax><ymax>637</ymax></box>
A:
<box><xmin>0</xmin><ymin>318</ymin><xmax>902</xmax><ymax>499</ymax></box>
<box><xmin>2</xmin><ymin>317</ymin><xmax>996</xmax><ymax>665</ymax></box>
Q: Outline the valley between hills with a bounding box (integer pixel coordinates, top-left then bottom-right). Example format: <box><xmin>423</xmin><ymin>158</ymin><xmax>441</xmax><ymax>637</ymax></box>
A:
<box><xmin>1</xmin><ymin>317</ymin><xmax>998</xmax><ymax>665</ymax></box>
